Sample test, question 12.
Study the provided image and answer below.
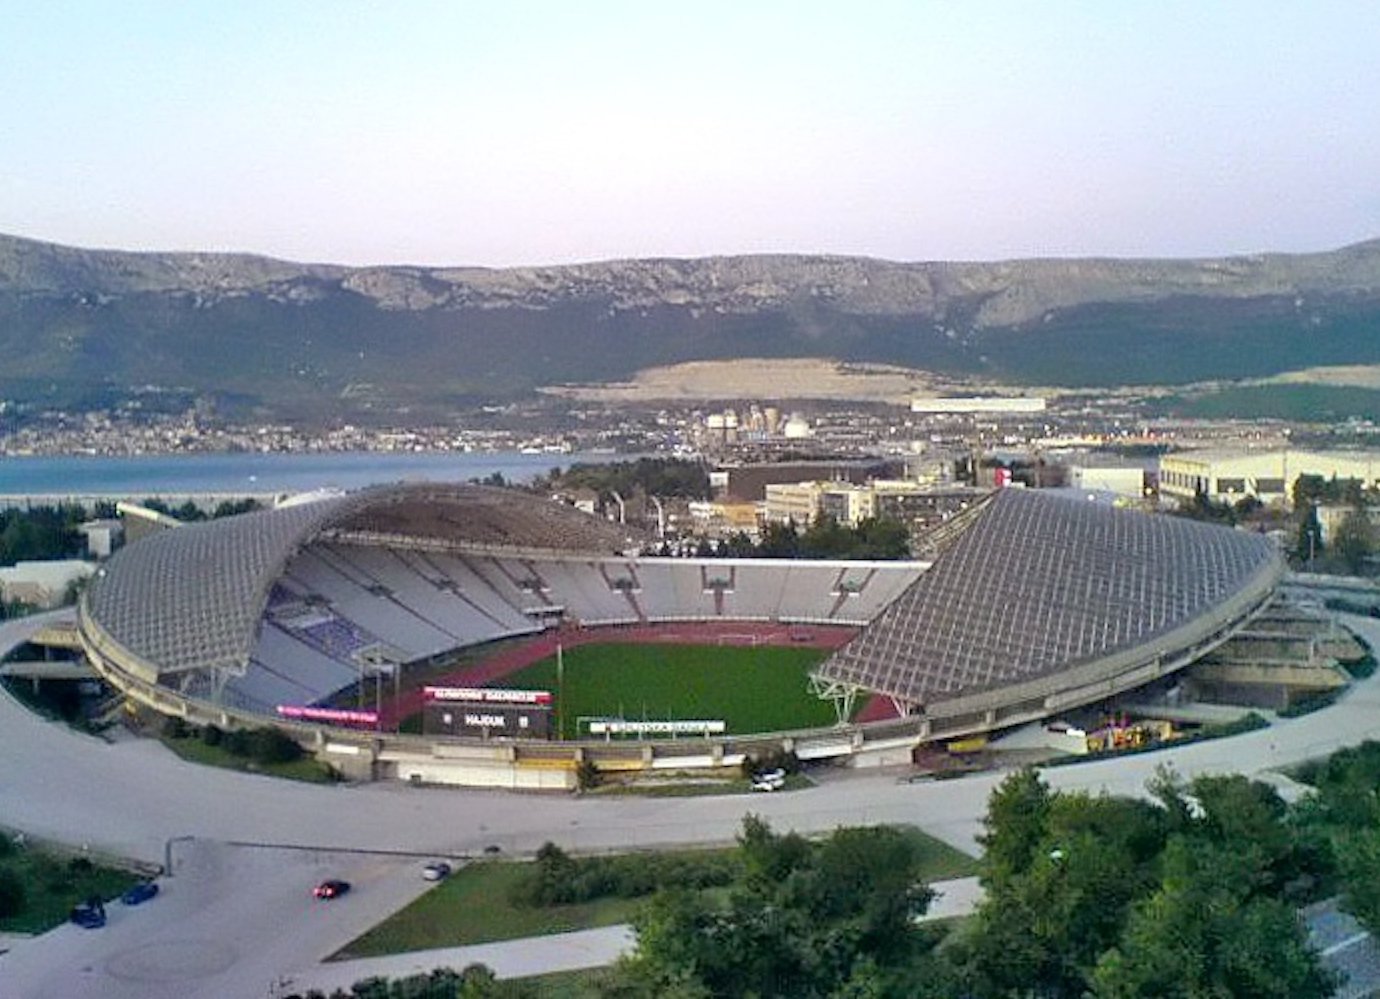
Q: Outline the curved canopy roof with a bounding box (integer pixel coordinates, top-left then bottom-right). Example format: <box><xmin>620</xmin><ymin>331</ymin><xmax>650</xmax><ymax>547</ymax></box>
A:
<box><xmin>815</xmin><ymin>489</ymin><xmax>1282</xmax><ymax>707</ymax></box>
<box><xmin>83</xmin><ymin>483</ymin><xmax>642</xmax><ymax>678</ymax></box>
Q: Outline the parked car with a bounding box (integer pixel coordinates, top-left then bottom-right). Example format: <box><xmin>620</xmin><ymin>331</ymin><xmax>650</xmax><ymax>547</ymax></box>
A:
<box><xmin>121</xmin><ymin>881</ymin><xmax>159</xmax><ymax>906</ymax></box>
<box><xmin>421</xmin><ymin>861</ymin><xmax>452</xmax><ymax>881</ymax></box>
<box><xmin>69</xmin><ymin>897</ymin><xmax>106</xmax><ymax>929</ymax></box>
<box><xmin>751</xmin><ymin>768</ymin><xmax>786</xmax><ymax>792</ymax></box>
<box><xmin>312</xmin><ymin>879</ymin><xmax>351</xmax><ymax>900</ymax></box>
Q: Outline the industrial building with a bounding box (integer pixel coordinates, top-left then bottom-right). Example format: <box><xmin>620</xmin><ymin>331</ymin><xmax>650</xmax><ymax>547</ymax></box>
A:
<box><xmin>1158</xmin><ymin>448</ymin><xmax>1380</xmax><ymax>507</ymax></box>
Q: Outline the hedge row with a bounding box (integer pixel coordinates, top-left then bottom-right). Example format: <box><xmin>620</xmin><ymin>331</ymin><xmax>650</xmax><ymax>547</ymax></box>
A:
<box><xmin>162</xmin><ymin>716</ymin><xmax>304</xmax><ymax>765</ymax></box>
<box><xmin>511</xmin><ymin>842</ymin><xmax>739</xmax><ymax>907</ymax></box>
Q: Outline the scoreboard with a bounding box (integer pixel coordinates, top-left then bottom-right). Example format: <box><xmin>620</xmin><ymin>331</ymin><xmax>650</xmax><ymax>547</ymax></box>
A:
<box><xmin>421</xmin><ymin>686</ymin><xmax>554</xmax><ymax>739</ymax></box>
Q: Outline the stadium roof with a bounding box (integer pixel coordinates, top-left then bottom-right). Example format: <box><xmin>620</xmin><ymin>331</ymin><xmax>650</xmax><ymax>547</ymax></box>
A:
<box><xmin>83</xmin><ymin>483</ymin><xmax>643</xmax><ymax>678</ymax></box>
<box><xmin>815</xmin><ymin>489</ymin><xmax>1282</xmax><ymax>708</ymax></box>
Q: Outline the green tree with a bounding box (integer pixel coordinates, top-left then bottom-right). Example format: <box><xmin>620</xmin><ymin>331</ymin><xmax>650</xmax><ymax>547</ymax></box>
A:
<box><xmin>977</xmin><ymin>768</ymin><xmax>1051</xmax><ymax>885</ymax></box>
<box><xmin>620</xmin><ymin>819</ymin><xmax>939</xmax><ymax>999</ymax></box>
<box><xmin>757</xmin><ymin>521</ymin><xmax>801</xmax><ymax>558</ymax></box>
<box><xmin>1297</xmin><ymin>502</ymin><xmax>1324</xmax><ymax>564</ymax></box>
<box><xmin>1337</xmin><ymin>826</ymin><xmax>1380</xmax><ymax>936</ymax></box>
<box><xmin>963</xmin><ymin>790</ymin><xmax>1167</xmax><ymax>997</ymax></box>
<box><xmin>1090</xmin><ymin>839</ymin><xmax>1335</xmax><ymax>999</ymax></box>
<box><xmin>1334</xmin><ymin>507</ymin><xmax>1376</xmax><ymax>573</ymax></box>
<box><xmin>0</xmin><ymin>866</ymin><xmax>27</xmax><ymax>919</ymax></box>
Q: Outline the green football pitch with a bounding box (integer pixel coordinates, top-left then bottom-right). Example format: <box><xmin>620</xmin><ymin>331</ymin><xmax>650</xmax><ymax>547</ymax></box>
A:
<box><xmin>496</xmin><ymin>642</ymin><xmax>841</xmax><ymax>739</ymax></box>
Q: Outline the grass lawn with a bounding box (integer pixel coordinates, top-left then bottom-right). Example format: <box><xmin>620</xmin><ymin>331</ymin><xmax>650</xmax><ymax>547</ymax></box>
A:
<box><xmin>336</xmin><ymin>828</ymin><xmax>975</xmax><ymax>959</ymax></box>
<box><xmin>0</xmin><ymin>841</ymin><xmax>143</xmax><ymax>934</ymax></box>
<box><xmin>498</xmin><ymin>642</ymin><xmax>838</xmax><ymax>739</ymax></box>
<box><xmin>159</xmin><ymin>735</ymin><xmax>338</xmax><ymax>783</ymax></box>
<box><xmin>896</xmin><ymin>825</ymin><xmax>980</xmax><ymax>883</ymax></box>
<box><xmin>333</xmin><ymin>859</ymin><xmax>645</xmax><ymax>959</ymax></box>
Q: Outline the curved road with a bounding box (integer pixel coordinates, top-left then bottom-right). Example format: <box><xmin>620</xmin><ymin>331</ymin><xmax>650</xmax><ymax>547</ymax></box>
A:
<box><xmin>3</xmin><ymin>610</ymin><xmax>1380</xmax><ymax>998</ymax></box>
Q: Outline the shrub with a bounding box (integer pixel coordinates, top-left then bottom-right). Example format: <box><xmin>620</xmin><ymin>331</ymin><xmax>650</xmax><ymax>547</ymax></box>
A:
<box><xmin>1344</xmin><ymin>653</ymin><xmax>1377</xmax><ymax>679</ymax></box>
<box><xmin>249</xmin><ymin>728</ymin><xmax>303</xmax><ymax>765</ymax></box>
<box><xmin>162</xmin><ymin>716</ymin><xmax>191</xmax><ymax>740</ymax></box>
<box><xmin>511</xmin><ymin>842</ymin><xmax>738</xmax><ymax>908</ymax></box>
<box><xmin>200</xmin><ymin>724</ymin><xmax>223</xmax><ymax>747</ymax></box>
<box><xmin>0</xmin><ymin>867</ymin><xmax>26</xmax><ymax>919</ymax></box>
<box><xmin>575</xmin><ymin>759</ymin><xmax>600</xmax><ymax>791</ymax></box>
<box><xmin>741</xmin><ymin>746</ymin><xmax>801</xmax><ymax>779</ymax></box>
<box><xmin>222</xmin><ymin>728</ymin><xmax>251</xmax><ymax>757</ymax></box>
<box><xmin>1279</xmin><ymin>689</ymin><xmax>1342</xmax><ymax>718</ymax></box>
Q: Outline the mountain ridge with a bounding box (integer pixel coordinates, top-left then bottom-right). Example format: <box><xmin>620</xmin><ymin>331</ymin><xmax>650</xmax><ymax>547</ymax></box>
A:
<box><xmin>2</xmin><ymin>232</ymin><xmax>1379</xmax><ymax>422</ymax></box>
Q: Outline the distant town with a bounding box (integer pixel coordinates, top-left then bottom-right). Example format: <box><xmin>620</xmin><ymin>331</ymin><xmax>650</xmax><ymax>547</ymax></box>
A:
<box><xmin>5</xmin><ymin>383</ymin><xmax>1368</xmax><ymax>462</ymax></box>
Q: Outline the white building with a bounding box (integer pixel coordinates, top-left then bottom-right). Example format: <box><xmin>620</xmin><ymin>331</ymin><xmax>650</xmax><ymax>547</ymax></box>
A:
<box><xmin>1159</xmin><ymin>449</ymin><xmax>1380</xmax><ymax>508</ymax></box>
<box><xmin>911</xmin><ymin>396</ymin><xmax>1046</xmax><ymax>415</ymax></box>
<box><xmin>0</xmin><ymin>559</ymin><xmax>95</xmax><ymax>610</ymax></box>
<box><xmin>1067</xmin><ymin>463</ymin><xmax>1147</xmax><ymax>499</ymax></box>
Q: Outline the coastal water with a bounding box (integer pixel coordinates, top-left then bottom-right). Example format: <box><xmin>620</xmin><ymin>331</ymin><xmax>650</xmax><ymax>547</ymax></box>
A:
<box><xmin>0</xmin><ymin>450</ymin><xmax>621</xmax><ymax>499</ymax></box>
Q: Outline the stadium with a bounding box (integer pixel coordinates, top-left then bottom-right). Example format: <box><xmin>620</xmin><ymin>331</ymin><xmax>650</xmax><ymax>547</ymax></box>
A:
<box><xmin>77</xmin><ymin>482</ymin><xmax>1283</xmax><ymax>788</ymax></box>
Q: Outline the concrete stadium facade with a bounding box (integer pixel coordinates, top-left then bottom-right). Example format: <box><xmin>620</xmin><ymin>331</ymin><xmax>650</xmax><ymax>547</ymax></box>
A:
<box><xmin>77</xmin><ymin>483</ymin><xmax>1284</xmax><ymax>789</ymax></box>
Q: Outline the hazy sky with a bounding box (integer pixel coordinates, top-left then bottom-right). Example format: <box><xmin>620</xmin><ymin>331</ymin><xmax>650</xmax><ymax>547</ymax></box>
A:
<box><xmin>3</xmin><ymin>2</ymin><xmax>1378</xmax><ymax>267</ymax></box>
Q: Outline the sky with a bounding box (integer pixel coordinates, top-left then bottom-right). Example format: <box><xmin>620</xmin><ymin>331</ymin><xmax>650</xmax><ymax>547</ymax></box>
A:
<box><xmin>2</xmin><ymin>1</ymin><xmax>1379</xmax><ymax>267</ymax></box>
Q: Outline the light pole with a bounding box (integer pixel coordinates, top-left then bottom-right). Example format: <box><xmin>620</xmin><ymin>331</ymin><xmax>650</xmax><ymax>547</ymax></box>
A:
<box><xmin>164</xmin><ymin>835</ymin><xmax>194</xmax><ymax>877</ymax></box>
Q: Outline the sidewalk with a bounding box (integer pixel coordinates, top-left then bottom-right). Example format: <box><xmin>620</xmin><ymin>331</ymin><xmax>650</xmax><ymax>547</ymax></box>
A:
<box><xmin>284</xmin><ymin>924</ymin><xmax>635</xmax><ymax>994</ymax></box>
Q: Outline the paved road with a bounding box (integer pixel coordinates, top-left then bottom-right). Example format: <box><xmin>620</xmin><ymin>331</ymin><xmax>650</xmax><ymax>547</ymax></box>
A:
<box><xmin>5</xmin><ymin>610</ymin><xmax>1380</xmax><ymax>997</ymax></box>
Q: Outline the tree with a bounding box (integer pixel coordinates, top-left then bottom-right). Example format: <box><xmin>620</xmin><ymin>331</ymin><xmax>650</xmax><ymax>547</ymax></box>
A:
<box><xmin>1297</xmin><ymin>502</ymin><xmax>1324</xmax><ymax>565</ymax></box>
<box><xmin>1337</xmin><ymin>826</ymin><xmax>1380</xmax><ymax>936</ymax></box>
<box><xmin>0</xmin><ymin>867</ymin><xmax>27</xmax><ymax>919</ymax></box>
<box><xmin>963</xmin><ymin>789</ymin><xmax>1168</xmax><ymax>997</ymax></box>
<box><xmin>977</xmin><ymin>768</ymin><xmax>1051</xmax><ymax>885</ymax></box>
<box><xmin>619</xmin><ymin>819</ymin><xmax>941</xmax><ymax>999</ymax></box>
<box><xmin>1090</xmin><ymin>839</ymin><xmax>1335</xmax><ymax>999</ymax></box>
<box><xmin>1334</xmin><ymin>507</ymin><xmax>1376</xmax><ymax>573</ymax></box>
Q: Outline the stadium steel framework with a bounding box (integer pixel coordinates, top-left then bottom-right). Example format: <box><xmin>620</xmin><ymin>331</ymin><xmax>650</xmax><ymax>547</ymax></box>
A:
<box><xmin>77</xmin><ymin>483</ymin><xmax>1284</xmax><ymax>787</ymax></box>
<box><xmin>812</xmin><ymin>489</ymin><xmax>1283</xmax><ymax>730</ymax></box>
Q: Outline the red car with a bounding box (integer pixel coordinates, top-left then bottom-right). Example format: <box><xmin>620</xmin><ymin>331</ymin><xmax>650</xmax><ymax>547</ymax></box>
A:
<box><xmin>312</xmin><ymin>879</ymin><xmax>351</xmax><ymax>900</ymax></box>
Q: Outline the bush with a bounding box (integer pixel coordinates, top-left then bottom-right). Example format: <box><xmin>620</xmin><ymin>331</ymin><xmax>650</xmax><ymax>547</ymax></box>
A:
<box><xmin>249</xmin><ymin>728</ymin><xmax>303</xmax><ymax>765</ymax></box>
<box><xmin>222</xmin><ymin>728</ymin><xmax>251</xmax><ymax>757</ymax></box>
<box><xmin>0</xmin><ymin>867</ymin><xmax>27</xmax><ymax>919</ymax></box>
<box><xmin>741</xmin><ymin>746</ymin><xmax>801</xmax><ymax>780</ymax></box>
<box><xmin>575</xmin><ymin>759</ymin><xmax>600</xmax><ymax>791</ymax></box>
<box><xmin>1279</xmin><ymin>689</ymin><xmax>1342</xmax><ymax>718</ymax></box>
<box><xmin>200</xmin><ymin>724</ymin><xmax>223</xmax><ymax>747</ymax></box>
<box><xmin>162</xmin><ymin>716</ymin><xmax>191</xmax><ymax>740</ymax></box>
<box><xmin>1344</xmin><ymin>653</ymin><xmax>1377</xmax><ymax>679</ymax></box>
<box><xmin>511</xmin><ymin>842</ymin><xmax>738</xmax><ymax>908</ymax></box>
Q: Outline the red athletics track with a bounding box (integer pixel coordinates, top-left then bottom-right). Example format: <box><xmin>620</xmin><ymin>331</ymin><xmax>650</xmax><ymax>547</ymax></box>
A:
<box><xmin>377</xmin><ymin>620</ymin><xmax>864</xmax><ymax>730</ymax></box>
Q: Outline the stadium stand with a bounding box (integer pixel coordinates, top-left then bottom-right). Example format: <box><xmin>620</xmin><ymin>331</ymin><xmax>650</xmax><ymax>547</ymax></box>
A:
<box><xmin>815</xmin><ymin>489</ymin><xmax>1282</xmax><ymax>716</ymax></box>
<box><xmin>77</xmin><ymin>481</ymin><xmax>1291</xmax><ymax>789</ymax></box>
<box><xmin>283</xmin><ymin>548</ymin><xmax>459</xmax><ymax>659</ymax></box>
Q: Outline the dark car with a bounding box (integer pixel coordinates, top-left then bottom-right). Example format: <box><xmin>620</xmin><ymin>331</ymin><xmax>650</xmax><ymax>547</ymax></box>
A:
<box><xmin>121</xmin><ymin>881</ymin><xmax>159</xmax><ymax>906</ymax></box>
<box><xmin>69</xmin><ymin>897</ymin><xmax>106</xmax><ymax>929</ymax></box>
<box><xmin>313</xmin><ymin>879</ymin><xmax>351</xmax><ymax>900</ymax></box>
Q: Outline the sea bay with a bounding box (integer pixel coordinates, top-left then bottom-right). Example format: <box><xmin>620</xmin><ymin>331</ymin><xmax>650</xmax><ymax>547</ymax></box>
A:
<box><xmin>0</xmin><ymin>450</ymin><xmax>621</xmax><ymax>501</ymax></box>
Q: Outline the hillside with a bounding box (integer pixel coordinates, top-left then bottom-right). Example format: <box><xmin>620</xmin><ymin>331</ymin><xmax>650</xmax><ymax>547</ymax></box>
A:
<box><xmin>2</xmin><ymin>232</ymin><xmax>1379</xmax><ymax>421</ymax></box>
